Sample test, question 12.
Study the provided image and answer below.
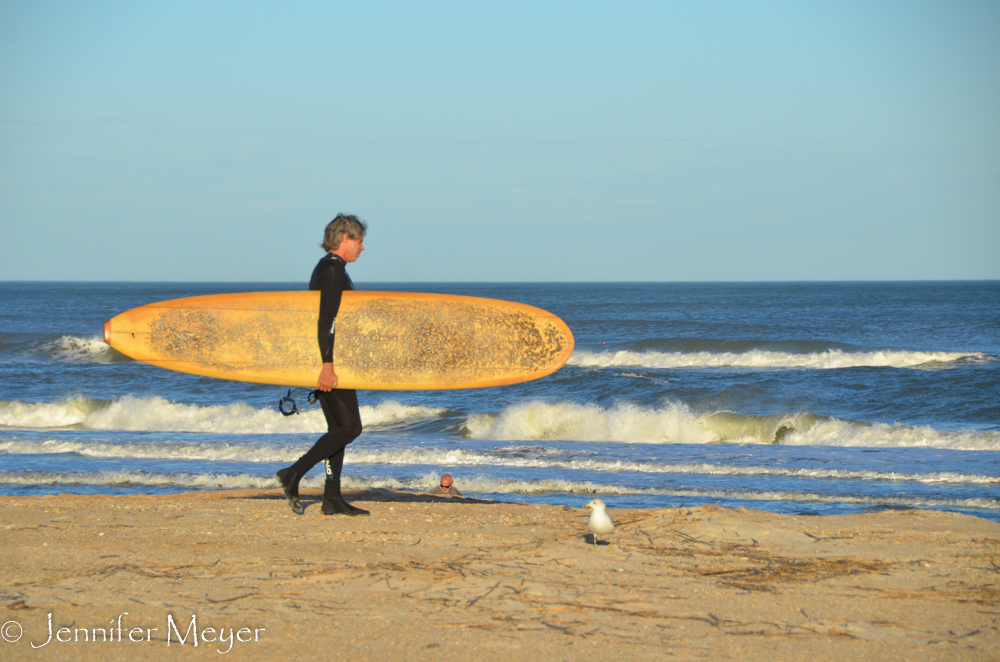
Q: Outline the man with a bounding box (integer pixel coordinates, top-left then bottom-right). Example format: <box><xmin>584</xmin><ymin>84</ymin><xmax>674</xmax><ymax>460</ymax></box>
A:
<box><xmin>428</xmin><ymin>474</ymin><xmax>463</xmax><ymax>497</ymax></box>
<box><xmin>276</xmin><ymin>214</ymin><xmax>369</xmax><ymax>516</ymax></box>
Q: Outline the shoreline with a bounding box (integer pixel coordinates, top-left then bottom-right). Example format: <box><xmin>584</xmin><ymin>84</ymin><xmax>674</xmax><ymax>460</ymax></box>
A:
<box><xmin>2</xmin><ymin>489</ymin><xmax>998</xmax><ymax>660</ymax></box>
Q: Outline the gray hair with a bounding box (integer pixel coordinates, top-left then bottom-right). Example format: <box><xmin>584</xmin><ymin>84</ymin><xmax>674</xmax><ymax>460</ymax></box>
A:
<box><xmin>321</xmin><ymin>214</ymin><xmax>368</xmax><ymax>252</ymax></box>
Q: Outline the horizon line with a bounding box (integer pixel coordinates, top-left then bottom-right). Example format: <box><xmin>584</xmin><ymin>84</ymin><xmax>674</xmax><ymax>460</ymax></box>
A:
<box><xmin>3</xmin><ymin>279</ymin><xmax>998</xmax><ymax>285</ymax></box>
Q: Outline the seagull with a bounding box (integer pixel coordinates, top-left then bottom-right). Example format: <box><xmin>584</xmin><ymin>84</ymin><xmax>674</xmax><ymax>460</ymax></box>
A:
<box><xmin>585</xmin><ymin>499</ymin><xmax>615</xmax><ymax>550</ymax></box>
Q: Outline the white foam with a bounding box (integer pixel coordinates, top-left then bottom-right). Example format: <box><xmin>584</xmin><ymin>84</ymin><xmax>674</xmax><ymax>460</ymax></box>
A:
<box><xmin>0</xmin><ymin>470</ymin><xmax>302</xmax><ymax>490</ymax></box>
<box><xmin>0</xmin><ymin>438</ymin><xmax>306</xmax><ymax>463</ymax></box>
<box><xmin>0</xmin><ymin>469</ymin><xmax>420</xmax><ymax>493</ymax></box>
<box><xmin>2</xmin><ymin>470</ymin><xmax>996</xmax><ymax>511</ymax></box>
<box><xmin>44</xmin><ymin>336</ymin><xmax>123</xmax><ymax>363</ymax></box>
<box><xmin>345</xmin><ymin>450</ymin><xmax>999</xmax><ymax>485</ymax></box>
<box><xmin>0</xmin><ymin>396</ymin><xmax>446</xmax><ymax>434</ymax></box>
<box><xmin>464</xmin><ymin>401</ymin><xmax>712</xmax><ymax>444</ymax></box>
<box><xmin>463</xmin><ymin>400</ymin><xmax>816</xmax><ymax>445</ymax></box>
<box><xmin>568</xmin><ymin>349</ymin><xmax>987</xmax><ymax>370</ymax></box>
<box><xmin>780</xmin><ymin>418</ymin><xmax>1000</xmax><ymax>452</ymax></box>
<box><xmin>2</xmin><ymin>440</ymin><xmax>994</xmax><ymax>485</ymax></box>
<box><xmin>463</xmin><ymin>400</ymin><xmax>1000</xmax><ymax>450</ymax></box>
<box><xmin>3</xmin><ymin>395</ymin><xmax>995</xmax><ymax>452</ymax></box>
<box><xmin>431</xmin><ymin>476</ymin><xmax>1000</xmax><ymax>510</ymax></box>
<box><xmin>0</xmin><ymin>397</ymin><xmax>105</xmax><ymax>429</ymax></box>
<box><xmin>360</xmin><ymin>401</ymin><xmax>449</xmax><ymax>429</ymax></box>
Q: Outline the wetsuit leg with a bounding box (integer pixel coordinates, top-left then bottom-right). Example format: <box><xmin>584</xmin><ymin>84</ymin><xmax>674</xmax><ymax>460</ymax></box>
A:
<box><xmin>324</xmin><ymin>449</ymin><xmax>345</xmax><ymax>498</ymax></box>
<box><xmin>286</xmin><ymin>389</ymin><xmax>362</xmax><ymax>488</ymax></box>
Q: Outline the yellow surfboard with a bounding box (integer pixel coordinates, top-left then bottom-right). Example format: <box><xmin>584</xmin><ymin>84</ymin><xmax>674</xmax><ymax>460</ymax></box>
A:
<box><xmin>103</xmin><ymin>291</ymin><xmax>574</xmax><ymax>390</ymax></box>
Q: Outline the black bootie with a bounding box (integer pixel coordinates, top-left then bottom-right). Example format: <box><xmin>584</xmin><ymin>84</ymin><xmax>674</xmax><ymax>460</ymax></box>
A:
<box><xmin>275</xmin><ymin>468</ymin><xmax>304</xmax><ymax>515</ymax></box>
<box><xmin>321</xmin><ymin>495</ymin><xmax>370</xmax><ymax>517</ymax></box>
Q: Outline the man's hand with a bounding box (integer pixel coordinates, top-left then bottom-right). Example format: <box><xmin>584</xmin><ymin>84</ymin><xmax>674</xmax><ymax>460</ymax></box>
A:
<box><xmin>317</xmin><ymin>363</ymin><xmax>338</xmax><ymax>391</ymax></box>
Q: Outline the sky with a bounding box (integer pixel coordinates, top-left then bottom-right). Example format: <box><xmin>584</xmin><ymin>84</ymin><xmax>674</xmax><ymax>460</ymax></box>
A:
<box><xmin>1</xmin><ymin>0</ymin><xmax>998</xmax><ymax>282</ymax></box>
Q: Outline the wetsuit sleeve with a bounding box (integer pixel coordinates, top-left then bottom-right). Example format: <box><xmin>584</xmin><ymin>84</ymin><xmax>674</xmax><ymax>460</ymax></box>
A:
<box><xmin>315</xmin><ymin>264</ymin><xmax>346</xmax><ymax>363</ymax></box>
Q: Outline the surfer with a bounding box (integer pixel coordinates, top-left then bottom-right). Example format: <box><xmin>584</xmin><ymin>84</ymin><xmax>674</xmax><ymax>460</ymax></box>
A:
<box><xmin>276</xmin><ymin>214</ymin><xmax>370</xmax><ymax>516</ymax></box>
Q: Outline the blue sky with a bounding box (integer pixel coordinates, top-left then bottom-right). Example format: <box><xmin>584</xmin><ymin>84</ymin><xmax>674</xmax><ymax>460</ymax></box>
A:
<box><xmin>1</xmin><ymin>1</ymin><xmax>997</xmax><ymax>282</ymax></box>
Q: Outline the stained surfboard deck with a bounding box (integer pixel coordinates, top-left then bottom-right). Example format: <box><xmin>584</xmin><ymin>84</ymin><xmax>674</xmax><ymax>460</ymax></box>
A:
<box><xmin>103</xmin><ymin>291</ymin><xmax>575</xmax><ymax>390</ymax></box>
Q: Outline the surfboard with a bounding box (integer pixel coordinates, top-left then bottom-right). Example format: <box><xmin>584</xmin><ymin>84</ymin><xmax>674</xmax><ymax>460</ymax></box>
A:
<box><xmin>103</xmin><ymin>291</ymin><xmax>574</xmax><ymax>390</ymax></box>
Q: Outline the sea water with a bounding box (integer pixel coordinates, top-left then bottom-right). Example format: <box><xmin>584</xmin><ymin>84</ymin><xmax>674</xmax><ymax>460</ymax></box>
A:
<box><xmin>1</xmin><ymin>281</ymin><xmax>997</xmax><ymax>521</ymax></box>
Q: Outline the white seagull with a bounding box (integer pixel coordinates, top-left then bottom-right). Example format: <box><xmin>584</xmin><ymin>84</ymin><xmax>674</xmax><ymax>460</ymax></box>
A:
<box><xmin>585</xmin><ymin>499</ymin><xmax>616</xmax><ymax>550</ymax></box>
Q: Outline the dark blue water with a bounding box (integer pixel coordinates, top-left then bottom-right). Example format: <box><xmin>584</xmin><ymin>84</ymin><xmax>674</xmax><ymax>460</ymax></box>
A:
<box><xmin>1</xmin><ymin>281</ymin><xmax>998</xmax><ymax>520</ymax></box>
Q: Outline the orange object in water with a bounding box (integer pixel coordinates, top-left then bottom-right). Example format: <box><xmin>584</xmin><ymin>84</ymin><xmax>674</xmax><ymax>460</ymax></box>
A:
<box><xmin>103</xmin><ymin>291</ymin><xmax>574</xmax><ymax>390</ymax></box>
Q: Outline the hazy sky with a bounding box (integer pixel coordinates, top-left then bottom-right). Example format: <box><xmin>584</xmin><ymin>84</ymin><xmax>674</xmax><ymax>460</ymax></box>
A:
<box><xmin>1</xmin><ymin>1</ymin><xmax>997</xmax><ymax>282</ymax></box>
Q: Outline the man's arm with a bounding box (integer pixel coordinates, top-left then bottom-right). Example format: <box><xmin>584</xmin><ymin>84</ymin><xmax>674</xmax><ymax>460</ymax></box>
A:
<box><xmin>315</xmin><ymin>262</ymin><xmax>347</xmax><ymax>391</ymax></box>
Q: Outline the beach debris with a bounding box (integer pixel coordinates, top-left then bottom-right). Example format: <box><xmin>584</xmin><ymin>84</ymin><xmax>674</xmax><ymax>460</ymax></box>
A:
<box><xmin>585</xmin><ymin>499</ymin><xmax>615</xmax><ymax>550</ymax></box>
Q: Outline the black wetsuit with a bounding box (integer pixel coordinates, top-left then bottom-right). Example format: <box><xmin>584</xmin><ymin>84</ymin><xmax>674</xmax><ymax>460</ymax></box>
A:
<box><xmin>286</xmin><ymin>253</ymin><xmax>363</xmax><ymax>498</ymax></box>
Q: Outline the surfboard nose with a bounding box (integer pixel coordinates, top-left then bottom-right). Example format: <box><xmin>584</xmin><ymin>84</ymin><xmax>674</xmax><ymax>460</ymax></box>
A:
<box><xmin>104</xmin><ymin>319</ymin><xmax>111</xmax><ymax>345</ymax></box>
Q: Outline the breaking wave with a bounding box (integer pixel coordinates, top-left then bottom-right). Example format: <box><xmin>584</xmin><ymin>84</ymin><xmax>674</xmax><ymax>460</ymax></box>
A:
<box><xmin>0</xmin><ymin>438</ymin><xmax>308</xmax><ymax>463</ymax></box>
<box><xmin>463</xmin><ymin>400</ymin><xmax>1000</xmax><ymax>451</ymax></box>
<box><xmin>3</xmin><ymin>396</ymin><xmax>996</xmax><ymax>451</ymax></box>
<box><xmin>0</xmin><ymin>396</ymin><xmax>446</xmax><ymax>433</ymax></box>
<box><xmin>568</xmin><ymin>349</ymin><xmax>987</xmax><ymax>370</ymax></box>
<box><xmin>39</xmin><ymin>336</ymin><xmax>130</xmax><ymax>364</ymax></box>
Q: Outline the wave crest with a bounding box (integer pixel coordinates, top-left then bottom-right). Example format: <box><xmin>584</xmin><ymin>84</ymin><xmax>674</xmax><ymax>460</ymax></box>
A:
<box><xmin>463</xmin><ymin>400</ymin><xmax>1000</xmax><ymax>450</ymax></box>
<box><xmin>0</xmin><ymin>396</ymin><xmax>446</xmax><ymax>434</ymax></box>
<box><xmin>42</xmin><ymin>336</ymin><xmax>130</xmax><ymax>363</ymax></box>
<box><xmin>568</xmin><ymin>349</ymin><xmax>987</xmax><ymax>370</ymax></box>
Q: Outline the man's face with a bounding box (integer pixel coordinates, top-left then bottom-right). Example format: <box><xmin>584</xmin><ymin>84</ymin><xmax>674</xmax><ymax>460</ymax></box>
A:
<box><xmin>440</xmin><ymin>477</ymin><xmax>453</xmax><ymax>490</ymax></box>
<box><xmin>337</xmin><ymin>235</ymin><xmax>365</xmax><ymax>262</ymax></box>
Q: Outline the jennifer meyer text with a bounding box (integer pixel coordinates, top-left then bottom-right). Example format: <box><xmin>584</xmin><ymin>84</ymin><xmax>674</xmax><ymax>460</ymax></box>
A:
<box><xmin>3</xmin><ymin>612</ymin><xmax>264</xmax><ymax>654</ymax></box>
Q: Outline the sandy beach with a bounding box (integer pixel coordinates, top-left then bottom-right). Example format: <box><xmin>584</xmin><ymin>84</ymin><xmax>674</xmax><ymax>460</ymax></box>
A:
<box><xmin>1</xmin><ymin>489</ymin><xmax>997</xmax><ymax>661</ymax></box>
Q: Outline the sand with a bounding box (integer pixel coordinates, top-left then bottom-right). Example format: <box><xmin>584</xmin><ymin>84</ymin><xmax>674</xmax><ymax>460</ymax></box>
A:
<box><xmin>1</xmin><ymin>489</ymin><xmax>998</xmax><ymax>660</ymax></box>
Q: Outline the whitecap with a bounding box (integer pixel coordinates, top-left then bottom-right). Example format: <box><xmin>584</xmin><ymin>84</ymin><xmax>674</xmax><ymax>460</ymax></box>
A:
<box><xmin>0</xmin><ymin>396</ymin><xmax>446</xmax><ymax>434</ymax></box>
<box><xmin>462</xmin><ymin>400</ymin><xmax>1000</xmax><ymax>451</ymax></box>
<box><xmin>568</xmin><ymin>348</ymin><xmax>987</xmax><ymax>370</ymax></box>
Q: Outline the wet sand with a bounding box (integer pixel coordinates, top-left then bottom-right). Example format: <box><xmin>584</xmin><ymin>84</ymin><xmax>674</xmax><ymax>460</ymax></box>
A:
<box><xmin>1</xmin><ymin>489</ymin><xmax>998</xmax><ymax>660</ymax></box>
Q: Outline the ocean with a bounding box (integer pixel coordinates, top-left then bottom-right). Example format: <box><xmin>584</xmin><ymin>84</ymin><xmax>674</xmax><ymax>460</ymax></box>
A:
<box><xmin>1</xmin><ymin>281</ymin><xmax>998</xmax><ymax>521</ymax></box>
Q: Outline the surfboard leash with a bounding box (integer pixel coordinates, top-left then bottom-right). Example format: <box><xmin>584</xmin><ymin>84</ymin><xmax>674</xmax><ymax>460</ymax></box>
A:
<box><xmin>278</xmin><ymin>388</ymin><xmax>321</xmax><ymax>416</ymax></box>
